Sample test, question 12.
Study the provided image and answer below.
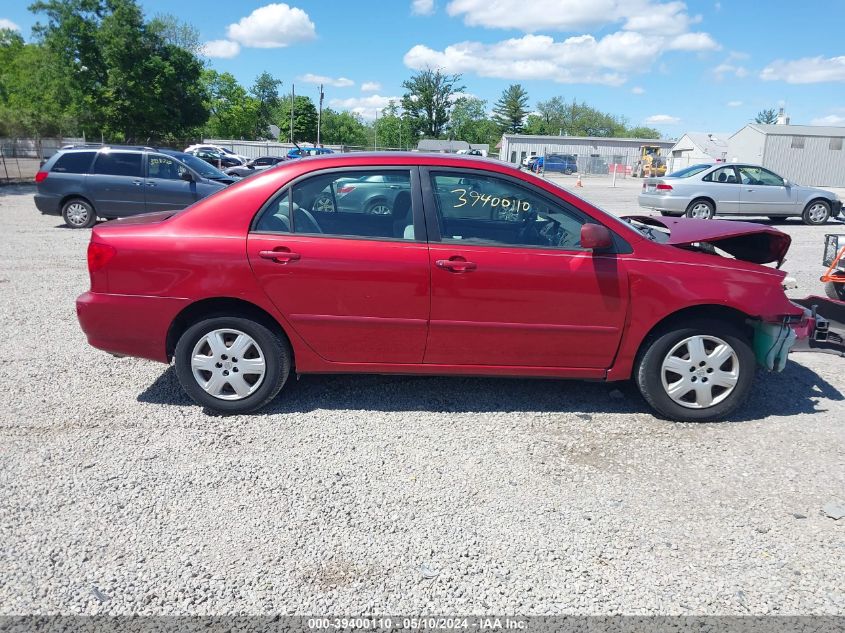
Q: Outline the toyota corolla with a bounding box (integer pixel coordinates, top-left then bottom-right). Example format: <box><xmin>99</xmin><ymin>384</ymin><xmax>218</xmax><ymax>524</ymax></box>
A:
<box><xmin>76</xmin><ymin>153</ymin><xmax>833</xmax><ymax>422</ymax></box>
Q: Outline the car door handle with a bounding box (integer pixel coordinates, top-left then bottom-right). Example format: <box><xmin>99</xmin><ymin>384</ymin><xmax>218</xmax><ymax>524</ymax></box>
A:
<box><xmin>145</xmin><ymin>181</ymin><xmax>156</xmax><ymax>187</ymax></box>
<box><xmin>435</xmin><ymin>258</ymin><xmax>477</xmax><ymax>273</ymax></box>
<box><xmin>132</xmin><ymin>180</ymin><xmax>142</xmax><ymax>186</ymax></box>
<box><xmin>259</xmin><ymin>249</ymin><xmax>301</xmax><ymax>263</ymax></box>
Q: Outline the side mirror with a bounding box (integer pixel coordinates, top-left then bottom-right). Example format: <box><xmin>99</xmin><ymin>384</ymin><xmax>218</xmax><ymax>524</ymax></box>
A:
<box><xmin>581</xmin><ymin>224</ymin><xmax>613</xmax><ymax>250</ymax></box>
<box><xmin>783</xmin><ymin>178</ymin><xmax>790</xmax><ymax>187</ymax></box>
<box><xmin>180</xmin><ymin>170</ymin><xmax>194</xmax><ymax>182</ymax></box>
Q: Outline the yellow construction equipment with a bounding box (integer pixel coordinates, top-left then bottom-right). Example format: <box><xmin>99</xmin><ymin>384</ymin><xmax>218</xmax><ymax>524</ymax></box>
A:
<box><xmin>632</xmin><ymin>145</ymin><xmax>666</xmax><ymax>178</ymax></box>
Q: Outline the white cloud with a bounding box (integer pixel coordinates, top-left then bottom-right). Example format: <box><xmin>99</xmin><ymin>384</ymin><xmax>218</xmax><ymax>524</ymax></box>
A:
<box><xmin>201</xmin><ymin>39</ymin><xmax>241</xmax><ymax>59</ymax></box>
<box><xmin>446</xmin><ymin>0</ymin><xmax>708</xmax><ymax>37</ymax></box>
<box><xmin>226</xmin><ymin>3</ymin><xmax>316</xmax><ymax>48</ymax></box>
<box><xmin>761</xmin><ymin>56</ymin><xmax>845</xmax><ymax>84</ymax></box>
<box><xmin>412</xmin><ymin>0</ymin><xmax>435</xmax><ymax>15</ymax></box>
<box><xmin>361</xmin><ymin>81</ymin><xmax>382</xmax><ymax>92</ymax></box>
<box><xmin>631</xmin><ymin>86</ymin><xmax>645</xmax><ymax>94</ymax></box>
<box><xmin>713</xmin><ymin>62</ymin><xmax>748</xmax><ymax>80</ymax></box>
<box><xmin>298</xmin><ymin>73</ymin><xmax>354</xmax><ymax>87</ymax></box>
<box><xmin>0</xmin><ymin>18</ymin><xmax>20</xmax><ymax>31</ymax></box>
<box><xmin>329</xmin><ymin>94</ymin><xmax>402</xmax><ymax>120</ymax></box>
<box><xmin>726</xmin><ymin>100</ymin><xmax>743</xmax><ymax>107</ymax></box>
<box><xmin>666</xmin><ymin>32</ymin><xmax>719</xmax><ymax>51</ymax></box>
<box><xmin>811</xmin><ymin>114</ymin><xmax>845</xmax><ymax>126</ymax></box>
<box><xmin>645</xmin><ymin>114</ymin><xmax>680</xmax><ymax>125</ymax></box>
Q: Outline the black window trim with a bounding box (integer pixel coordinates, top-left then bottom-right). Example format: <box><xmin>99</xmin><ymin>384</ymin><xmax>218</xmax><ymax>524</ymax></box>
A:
<box><xmin>419</xmin><ymin>165</ymin><xmax>630</xmax><ymax>254</ymax></box>
<box><xmin>250</xmin><ymin>165</ymin><xmax>428</xmax><ymax>244</ymax></box>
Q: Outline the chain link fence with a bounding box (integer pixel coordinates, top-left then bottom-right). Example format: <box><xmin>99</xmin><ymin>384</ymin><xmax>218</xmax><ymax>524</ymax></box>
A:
<box><xmin>0</xmin><ymin>137</ymin><xmax>85</xmax><ymax>183</ymax></box>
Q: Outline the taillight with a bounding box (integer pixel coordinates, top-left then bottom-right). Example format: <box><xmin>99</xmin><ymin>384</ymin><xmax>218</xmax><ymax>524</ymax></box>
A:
<box><xmin>87</xmin><ymin>242</ymin><xmax>116</xmax><ymax>273</ymax></box>
<box><xmin>337</xmin><ymin>184</ymin><xmax>356</xmax><ymax>195</ymax></box>
<box><xmin>656</xmin><ymin>183</ymin><xmax>673</xmax><ymax>191</ymax></box>
<box><xmin>35</xmin><ymin>171</ymin><xmax>48</xmax><ymax>183</ymax></box>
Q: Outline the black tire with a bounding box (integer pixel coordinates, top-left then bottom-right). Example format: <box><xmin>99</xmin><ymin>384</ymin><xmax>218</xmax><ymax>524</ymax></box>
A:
<box><xmin>659</xmin><ymin>211</ymin><xmax>683</xmax><ymax>217</ymax></box>
<box><xmin>802</xmin><ymin>200</ymin><xmax>830</xmax><ymax>226</ymax></box>
<box><xmin>563</xmin><ymin>169</ymin><xmax>573</xmax><ymax>175</ymax></box>
<box><xmin>825</xmin><ymin>280</ymin><xmax>845</xmax><ymax>301</ymax></box>
<box><xmin>61</xmin><ymin>198</ymin><xmax>97</xmax><ymax>229</ymax></box>
<box><xmin>685</xmin><ymin>199</ymin><xmax>715</xmax><ymax>220</ymax></box>
<box><xmin>174</xmin><ymin>316</ymin><xmax>291</xmax><ymax>414</ymax></box>
<box><xmin>767</xmin><ymin>216</ymin><xmax>786</xmax><ymax>223</ymax></box>
<box><xmin>635</xmin><ymin>320</ymin><xmax>755</xmax><ymax>422</ymax></box>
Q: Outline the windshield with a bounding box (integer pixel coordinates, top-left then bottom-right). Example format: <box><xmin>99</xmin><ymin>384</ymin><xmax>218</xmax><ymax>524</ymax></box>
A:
<box><xmin>176</xmin><ymin>153</ymin><xmax>229</xmax><ymax>179</ymax></box>
<box><xmin>667</xmin><ymin>164</ymin><xmax>712</xmax><ymax>178</ymax></box>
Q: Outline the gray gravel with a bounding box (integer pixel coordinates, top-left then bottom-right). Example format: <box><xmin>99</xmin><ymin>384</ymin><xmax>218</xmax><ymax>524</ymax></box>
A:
<box><xmin>0</xmin><ymin>182</ymin><xmax>843</xmax><ymax>616</ymax></box>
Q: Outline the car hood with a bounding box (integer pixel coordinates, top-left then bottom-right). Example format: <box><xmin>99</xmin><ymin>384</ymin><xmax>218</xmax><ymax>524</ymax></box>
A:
<box><xmin>623</xmin><ymin>215</ymin><xmax>791</xmax><ymax>267</ymax></box>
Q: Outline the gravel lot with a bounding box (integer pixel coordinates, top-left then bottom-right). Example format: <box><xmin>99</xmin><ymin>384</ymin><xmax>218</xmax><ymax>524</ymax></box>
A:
<box><xmin>0</xmin><ymin>180</ymin><xmax>843</xmax><ymax>616</ymax></box>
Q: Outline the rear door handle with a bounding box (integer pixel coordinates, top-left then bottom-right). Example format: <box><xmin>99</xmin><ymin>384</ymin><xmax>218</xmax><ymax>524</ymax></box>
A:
<box><xmin>436</xmin><ymin>258</ymin><xmax>477</xmax><ymax>273</ymax></box>
<box><xmin>259</xmin><ymin>249</ymin><xmax>301</xmax><ymax>263</ymax></box>
<box><xmin>132</xmin><ymin>180</ymin><xmax>142</xmax><ymax>186</ymax></box>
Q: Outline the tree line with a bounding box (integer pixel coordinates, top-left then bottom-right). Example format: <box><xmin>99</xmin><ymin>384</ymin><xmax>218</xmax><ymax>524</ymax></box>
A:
<box><xmin>0</xmin><ymin>0</ymin><xmax>662</xmax><ymax>147</ymax></box>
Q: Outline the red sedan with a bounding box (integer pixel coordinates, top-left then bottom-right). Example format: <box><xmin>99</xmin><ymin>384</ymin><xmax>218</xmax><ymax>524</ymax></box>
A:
<box><xmin>77</xmin><ymin>153</ymin><xmax>823</xmax><ymax>421</ymax></box>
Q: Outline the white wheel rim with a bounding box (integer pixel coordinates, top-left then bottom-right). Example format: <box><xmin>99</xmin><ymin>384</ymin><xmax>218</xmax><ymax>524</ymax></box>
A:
<box><xmin>190</xmin><ymin>329</ymin><xmax>266</xmax><ymax>401</ymax></box>
<box><xmin>66</xmin><ymin>203</ymin><xmax>89</xmax><ymax>226</ymax></box>
<box><xmin>689</xmin><ymin>203</ymin><xmax>711</xmax><ymax>219</ymax></box>
<box><xmin>314</xmin><ymin>196</ymin><xmax>334</xmax><ymax>212</ymax></box>
<box><xmin>660</xmin><ymin>335</ymin><xmax>739</xmax><ymax>409</ymax></box>
<box><xmin>369</xmin><ymin>203</ymin><xmax>391</xmax><ymax>215</ymax></box>
<box><xmin>808</xmin><ymin>204</ymin><xmax>827</xmax><ymax>223</ymax></box>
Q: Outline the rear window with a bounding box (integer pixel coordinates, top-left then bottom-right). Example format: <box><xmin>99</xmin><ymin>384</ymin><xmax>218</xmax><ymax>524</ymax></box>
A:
<box><xmin>51</xmin><ymin>151</ymin><xmax>95</xmax><ymax>174</ymax></box>
<box><xmin>92</xmin><ymin>152</ymin><xmax>143</xmax><ymax>177</ymax></box>
<box><xmin>667</xmin><ymin>164</ymin><xmax>712</xmax><ymax>178</ymax></box>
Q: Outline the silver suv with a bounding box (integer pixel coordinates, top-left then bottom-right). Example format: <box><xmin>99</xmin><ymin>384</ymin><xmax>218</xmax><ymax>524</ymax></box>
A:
<box><xmin>35</xmin><ymin>145</ymin><xmax>237</xmax><ymax>228</ymax></box>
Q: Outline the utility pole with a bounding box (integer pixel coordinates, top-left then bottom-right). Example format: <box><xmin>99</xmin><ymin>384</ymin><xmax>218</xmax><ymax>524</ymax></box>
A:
<box><xmin>317</xmin><ymin>84</ymin><xmax>324</xmax><ymax>146</ymax></box>
<box><xmin>374</xmin><ymin>109</ymin><xmax>378</xmax><ymax>151</ymax></box>
<box><xmin>289</xmin><ymin>83</ymin><xmax>295</xmax><ymax>143</ymax></box>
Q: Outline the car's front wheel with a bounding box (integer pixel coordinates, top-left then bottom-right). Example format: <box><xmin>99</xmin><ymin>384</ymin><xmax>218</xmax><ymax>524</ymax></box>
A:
<box><xmin>825</xmin><ymin>280</ymin><xmax>845</xmax><ymax>301</ymax></box>
<box><xmin>62</xmin><ymin>198</ymin><xmax>97</xmax><ymax>228</ymax></box>
<box><xmin>802</xmin><ymin>200</ymin><xmax>830</xmax><ymax>225</ymax></box>
<box><xmin>635</xmin><ymin>321</ymin><xmax>755</xmax><ymax>422</ymax></box>
<box><xmin>174</xmin><ymin>316</ymin><xmax>290</xmax><ymax>414</ymax></box>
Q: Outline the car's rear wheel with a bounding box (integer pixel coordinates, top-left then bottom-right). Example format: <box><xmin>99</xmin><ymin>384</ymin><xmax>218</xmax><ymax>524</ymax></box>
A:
<box><xmin>174</xmin><ymin>316</ymin><xmax>290</xmax><ymax>414</ymax></box>
<box><xmin>62</xmin><ymin>198</ymin><xmax>97</xmax><ymax>228</ymax></box>
<box><xmin>685</xmin><ymin>199</ymin><xmax>715</xmax><ymax>220</ymax></box>
<box><xmin>825</xmin><ymin>280</ymin><xmax>845</xmax><ymax>301</ymax></box>
<box><xmin>635</xmin><ymin>321</ymin><xmax>755</xmax><ymax>422</ymax></box>
<box><xmin>802</xmin><ymin>200</ymin><xmax>830</xmax><ymax>225</ymax></box>
<box><xmin>366</xmin><ymin>199</ymin><xmax>391</xmax><ymax>215</ymax></box>
<box><xmin>313</xmin><ymin>193</ymin><xmax>335</xmax><ymax>212</ymax></box>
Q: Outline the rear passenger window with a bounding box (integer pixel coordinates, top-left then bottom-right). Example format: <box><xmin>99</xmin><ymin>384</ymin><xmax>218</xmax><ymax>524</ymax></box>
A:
<box><xmin>703</xmin><ymin>167</ymin><xmax>737</xmax><ymax>184</ymax></box>
<box><xmin>51</xmin><ymin>152</ymin><xmax>95</xmax><ymax>174</ymax></box>
<box><xmin>255</xmin><ymin>170</ymin><xmax>414</xmax><ymax>240</ymax></box>
<box><xmin>92</xmin><ymin>152</ymin><xmax>143</xmax><ymax>177</ymax></box>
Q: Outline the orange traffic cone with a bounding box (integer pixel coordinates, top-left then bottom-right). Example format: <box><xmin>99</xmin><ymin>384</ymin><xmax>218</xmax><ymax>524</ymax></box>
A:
<box><xmin>575</xmin><ymin>174</ymin><xmax>583</xmax><ymax>187</ymax></box>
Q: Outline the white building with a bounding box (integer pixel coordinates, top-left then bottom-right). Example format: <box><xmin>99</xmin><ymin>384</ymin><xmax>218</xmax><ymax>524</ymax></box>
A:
<box><xmin>667</xmin><ymin>132</ymin><xmax>729</xmax><ymax>172</ymax></box>
<box><xmin>728</xmin><ymin>124</ymin><xmax>845</xmax><ymax>187</ymax></box>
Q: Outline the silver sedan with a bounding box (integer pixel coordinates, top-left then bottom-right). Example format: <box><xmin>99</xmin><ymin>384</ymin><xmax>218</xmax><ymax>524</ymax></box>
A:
<box><xmin>638</xmin><ymin>163</ymin><xmax>842</xmax><ymax>225</ymax></box>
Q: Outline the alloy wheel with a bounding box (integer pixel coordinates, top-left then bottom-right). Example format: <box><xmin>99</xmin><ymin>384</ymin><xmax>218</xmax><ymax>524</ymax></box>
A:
<box><xmin>314</xmin><ymin>195</ymin><xmax>335</xmax><ymax>212</ymax></box>
<box><xmin>65</xmin><ymin>203</ymin><xmax>90</xmax><ymax>227</ymax></box>
<box><xmin>190</xmin><ymin>329</ymin><xmax>266</xmax><ymax>400</ymax></box>
<box><xmin>688</xmin><ymin>203</ymin><xmax>713</xmax><ymax>219</ymax></box>
<box><xmin>660</xmin><ymin>335</ymin><xmax>739</xmax><ymax>409</ymax></box>
<box><xmin>807</xmin><ymin>203</ymin><xmax>828</xmax><ymax>224</ymax></box>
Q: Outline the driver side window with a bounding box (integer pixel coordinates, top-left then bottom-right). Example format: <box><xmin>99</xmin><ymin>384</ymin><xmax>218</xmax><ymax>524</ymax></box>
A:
<box><xmin>738</xmin><ymin>166</ymin><xmax>784</xmax><ymax>186</ymax></box>
<box><xmin>429</xmin><ymin>172</ymin><xmax>586</xmax><ymax>250</ymax></box>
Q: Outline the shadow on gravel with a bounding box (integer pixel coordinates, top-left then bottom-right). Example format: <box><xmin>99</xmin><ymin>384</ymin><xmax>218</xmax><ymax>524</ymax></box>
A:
<box><xmin>137</xmin><ymin>359</ymin><xmax>842</xmax><ymax>422</ymax></box>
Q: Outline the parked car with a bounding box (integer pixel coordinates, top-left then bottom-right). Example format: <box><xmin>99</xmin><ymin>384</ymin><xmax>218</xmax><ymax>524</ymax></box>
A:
<box><xmin>521</xmin><ymin>154</ymin><xmax>539</xmax><ymax>167</ymax></box>
<box><xmin>224</xmin><ymin>156</ymin><xmax>287</xmax><ymax>178</ymax></box>
<box><xmin>34</xmin><ymin>146</ymin><xmax>237</xmax><ymax>228</ymax></box>
<box><xmin>311</xmin><ymin>172</ymin><xmax>412</xmax><ymax>215</ymax></box>
<box><xmin>184</xmin><ymin>144</ymin><xmax>248</xmax><ymax>165</ymax></box>
<box><xmin>76</xmin><ymin>152</ymin><xmax>835</xmax><ymax>422</ymax></box>
<box><xmin>185</xmin><ymin>148</ymin><xmax>243</xmax><ymax>169</ymax></box>
<box><xmin>287</xmin><ymin>147</ymin><xmax>335</xmax><ymax>159</ymax></box>
<box><xmin>638</xmin><ymin>163</ymin><xmax>843</xmax><ymax>225</ymax></box>
<box><xmin>533</xmin><ymin>154</ymin><xmax>578</xmax><ymax>174</ymax></box>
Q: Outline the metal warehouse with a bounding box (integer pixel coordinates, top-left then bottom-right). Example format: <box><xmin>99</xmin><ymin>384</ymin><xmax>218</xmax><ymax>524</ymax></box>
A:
<box><xmin>728</xmin><ymin>124</ymin><xmax>845</xmax><ymax>187</ymax></box>
<box><xmin>500</xmin><ymin>134</ymin><xmax>674</xmax><ymax>172</ymax></box>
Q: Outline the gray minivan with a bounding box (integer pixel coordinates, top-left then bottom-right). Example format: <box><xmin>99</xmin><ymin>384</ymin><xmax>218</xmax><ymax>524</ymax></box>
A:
<box><xmin>34</xmin><ymin>146</ymin><xmax>238</xmax><ymax>228</ymax></box>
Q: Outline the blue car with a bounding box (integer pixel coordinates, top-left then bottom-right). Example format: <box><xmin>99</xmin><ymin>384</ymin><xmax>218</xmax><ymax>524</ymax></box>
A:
<box><xmin>287</xmin><ymin>147</ymin><xmax>335</xmax><ymax>159</ymax></box>
<box><xmin>533</xmin><ymin>153</ymin><xmax>578</xmax><ymax>174</ymax></box>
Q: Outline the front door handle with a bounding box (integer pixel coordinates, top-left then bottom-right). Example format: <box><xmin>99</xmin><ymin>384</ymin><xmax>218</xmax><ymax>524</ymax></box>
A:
<box><xmin>435</xmin><ymin>257</ymin><xmax>477</xmax><ymax>273</ymax></box>
<box><xmin>132</xmin><ymin>180</ymin><xmax>142</xmax><ymax>186</ymax></box>
<box><xmin>259</xmin><ymin>249</ymin><xmax>301</xmax><ymax>263</ymax></box>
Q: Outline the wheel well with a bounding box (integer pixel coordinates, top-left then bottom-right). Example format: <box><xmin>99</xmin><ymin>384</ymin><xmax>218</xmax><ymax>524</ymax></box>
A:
<box><xmin>804</xmin><ymin>197</ymin><xmax>831</xmax><ymax>212</ymax></box>
<box><xmin>687</xmin><ymin>196</ymin><xmax>715</xmax><ymax>212</ymax></box>
<box><xmin>60</xmin><ymin>194</ymin><xmax>94</xmax><ymax>210</ymax></box>
<box><xmin>165</xmin><ymin>297</ymin><xmax>292</xmax><ymax>361</ymax></box>
<box><xmin>635</xmin><ymin>304</ymin><xmax>753</xmax><ymax>362</ymax></box>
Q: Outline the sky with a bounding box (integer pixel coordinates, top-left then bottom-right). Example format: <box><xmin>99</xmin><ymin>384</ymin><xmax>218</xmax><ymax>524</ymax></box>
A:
<box><xmin>3</xmin><ymin>0</ymin><xmax>845</xmax><ymax>138</ymax></box>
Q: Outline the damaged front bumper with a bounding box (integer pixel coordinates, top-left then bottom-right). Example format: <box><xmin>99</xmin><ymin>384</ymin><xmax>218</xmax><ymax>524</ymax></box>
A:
<box><xmin>750</xmin><ymin>296</ymin><xmax>845</xmax><ymax>371</ymax></box>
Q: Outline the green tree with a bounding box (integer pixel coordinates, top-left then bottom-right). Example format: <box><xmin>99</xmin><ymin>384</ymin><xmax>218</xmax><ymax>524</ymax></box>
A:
<box><xmin>320</xmin><ymin>108</ymin><xmax>368</xmax><ymax>146</ymax></box>
<box><xmin>275</xmin><ymin>94</ymin><xmax>318</xmax><ymax>143</ymax></box>
<box><xmin>148</xmin><ymin>13</ymin><xmax>200</xmax><ymax>53</ymax></box>
<box><xmin>755</xmin><ymin>108</ymin><xmax>778</xmax><ymax>124</ymax></box>
<box><xmin>626</xmin><ymin>125</ymin><xmax>661</xmax><ymax>139</ymax></box>
<box><xmin>201</xmin><ymin>69</ymin><xmax>260</xmax><ymax>139</ymax></box>
<box><xmin>492</xmin><ymin>84</ymin><xmax>529</xmax><ymax>133</ymax></box>
<box><xmin>251</xmin><ymin>71</ymin><xmax>282</xmax><ymax>138</ymax></box>
<box><xmin>531</xmin><ymin>96</ymin><xmax>567</xmax><ymax>135</ymax></box>
<box><xmin>374</xmin><ymin>101</ymin><xmax>414</xmax><ymax>149</ymax></box>
<box><xmin>401</xmin><ymin>68</ymin><xmax>464</xmax><ymax>138</ymax></box>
